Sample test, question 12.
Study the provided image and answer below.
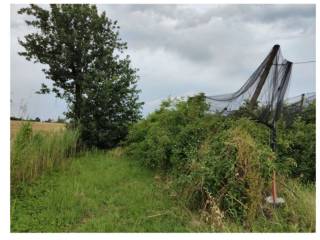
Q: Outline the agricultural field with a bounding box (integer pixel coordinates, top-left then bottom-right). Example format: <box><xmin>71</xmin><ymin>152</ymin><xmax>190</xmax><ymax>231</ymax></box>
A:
<box><xmin>10</xmin><ymin>120</ymin><xmax>65</xmax><ymax>138</ymax></box>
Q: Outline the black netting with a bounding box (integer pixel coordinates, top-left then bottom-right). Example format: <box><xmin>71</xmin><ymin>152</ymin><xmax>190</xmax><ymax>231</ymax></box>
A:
<box><xmin>284</xmin><ymin>92</ymin><xmax>315</xmax><ymax>107</ymax></box>
<box><xmin>206</xmin><ymin>45</ymin><xmax>293</xmax><ymax>126</ymax></box>
<box><xmin>282</xmin><ymin>92</ymin><xmax>316</xmax><ymax>126</ymax></box>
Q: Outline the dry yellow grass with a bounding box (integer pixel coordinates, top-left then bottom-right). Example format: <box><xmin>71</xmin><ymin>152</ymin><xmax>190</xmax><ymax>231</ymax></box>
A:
<box><xmin>11</xmin><ymin>120</ymin><xmax>66</xmax><ymax>138</ymax></box>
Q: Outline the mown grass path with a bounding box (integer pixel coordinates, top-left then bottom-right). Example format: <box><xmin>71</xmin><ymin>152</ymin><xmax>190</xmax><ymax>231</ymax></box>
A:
<box><xmin>11</xmin><ymin>150</ymin><xmax>209</xmax><ymax>232</ymax></box>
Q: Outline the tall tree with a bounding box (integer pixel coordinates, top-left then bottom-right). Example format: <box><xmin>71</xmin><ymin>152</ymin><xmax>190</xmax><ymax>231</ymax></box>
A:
<box><xmin>79</xmin><ymin>65</ymin><xmax>142</xmax><ymax>148</ymax></box>
<box><xmin>18</xmin><ymin>4</ymin><xmax>143</xmax><ymax>147</ymax></box>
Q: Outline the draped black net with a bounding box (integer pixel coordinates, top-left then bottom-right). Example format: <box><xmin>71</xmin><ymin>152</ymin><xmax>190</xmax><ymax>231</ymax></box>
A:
<box><xmin>206</xmin><ymin>45</ymin><xmax>293</xmax><ymax>126</ymax></box>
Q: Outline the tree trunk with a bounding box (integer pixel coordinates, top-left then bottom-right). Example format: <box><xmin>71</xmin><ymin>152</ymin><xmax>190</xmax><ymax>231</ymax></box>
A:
<box><xmin>75</xmin><ymin>82</ymin><xmax>82</xmax><ymax>123</ymax></box>
<box><xmin>72</xmin><ymin>62</ymin><xmax>82</xmax><ymax>124</ymax></box>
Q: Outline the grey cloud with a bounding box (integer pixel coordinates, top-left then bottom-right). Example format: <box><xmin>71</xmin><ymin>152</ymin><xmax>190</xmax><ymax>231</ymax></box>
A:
<box><xmin>102</xmin><ymin>4</ymin><xmax>315</xmax><ymax>64</ymax></box>
<box><xmin>241</xmin><ymin>5</ymin><xmax>315</xmax><ymax>23</ymax></box>
<box><xmin>11</xmin><ymin>4</ymin><xmax>316</xmax><ymax>119</ymax></box>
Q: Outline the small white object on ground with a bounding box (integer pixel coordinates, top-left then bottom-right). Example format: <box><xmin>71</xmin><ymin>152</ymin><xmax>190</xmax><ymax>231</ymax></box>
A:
<box><xmin>265</xmin><ymin>196</ymin><xmax>285</xmax><ymax>204</ymax></box>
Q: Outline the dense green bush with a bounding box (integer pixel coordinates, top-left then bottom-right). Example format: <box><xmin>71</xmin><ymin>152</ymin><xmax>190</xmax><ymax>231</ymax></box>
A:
<box><xmin>126</xmin><ymin>93</ymin><xmax>210</xmax><ymax>170</ymax></box>
<box><xmin>125</xmin><ymin>93</ymin><xmax>315</xmax><ymax>226</ymax></box>
<box><xmin>170</xmin><ymin>119</ymin><xmax>275</xmax><ymax>225</ymax></box>
<box><xmin>277</xmin><ymin>118</ymin><xmax>315</xmax><ymax>182</ymax></box>
<box><xmin>276</xmin><ymin>101</ymin><xmax>315</xmax><ymax>182</ymax></box>
<box><xmin>231</xmin><ymin>99</ymin><xmax>316</xmax><ymax>183</ymax></box>
<box><xmin>125</xmin><ymin>94</ymin><xmax>276</xmax><ymax>225</ymax></box>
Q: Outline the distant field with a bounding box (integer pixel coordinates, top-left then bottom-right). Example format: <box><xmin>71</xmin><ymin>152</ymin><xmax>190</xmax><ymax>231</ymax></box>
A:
<box><xmin>11</xmin><ymin>120</ymin><xmax>65</xmax><ymax>138</ymax></box>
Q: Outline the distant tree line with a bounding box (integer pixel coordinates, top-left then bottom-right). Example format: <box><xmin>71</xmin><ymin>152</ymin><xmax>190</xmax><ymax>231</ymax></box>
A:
<box><xmin>10</xmin><ymin>116</ymin><xmax>66</xmax><ymax>123</ymax></box>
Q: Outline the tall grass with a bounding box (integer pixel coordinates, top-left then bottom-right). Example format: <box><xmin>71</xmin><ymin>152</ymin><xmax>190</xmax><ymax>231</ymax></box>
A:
<box><xmin>223</xmin><ymin>178</ymin><xmax>316</xmax><ymax>232</ymax></box>
<box><xmin>11</xmin><ymin>150</ymin><xmax>211</xmax><ymax>232</ymax></box>
<box><xmin>11</xmin><ymin>122</ymin><xmax>79</xmax><ymax>190</ymax></box>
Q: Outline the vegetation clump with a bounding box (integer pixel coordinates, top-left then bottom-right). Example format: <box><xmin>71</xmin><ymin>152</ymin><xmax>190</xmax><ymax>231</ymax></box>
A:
<box><xmin>125</xmin><ymin>93</ymin><xmax>315</xmax><ymax>229</ymax></box>
<box><xmin>11</xmin><ymin>122</ymin><xmax>79</xmax><ymax>190</ymax></box>
<box><xmin>276</xmin><ymin>102</ymin><xmax>316</xmax><ymax>182</ymax></box>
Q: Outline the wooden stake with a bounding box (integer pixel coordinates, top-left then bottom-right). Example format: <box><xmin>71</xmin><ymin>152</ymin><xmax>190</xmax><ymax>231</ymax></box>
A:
<box><xmin>250</xmin><ymin>44</ymin><xmax>280</xmax><ymax>107</ymax></box>
<box><xmin>272</xmin><ymin>170</ymin><xmax>277</xmax><ymax>206</ymax></box>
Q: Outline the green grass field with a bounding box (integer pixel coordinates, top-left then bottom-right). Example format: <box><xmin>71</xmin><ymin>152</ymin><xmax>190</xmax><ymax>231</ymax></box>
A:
<box><xmin>11</xmin><ymin>149</ymin><xmax>210</xmax><ymax>232</ymax></box>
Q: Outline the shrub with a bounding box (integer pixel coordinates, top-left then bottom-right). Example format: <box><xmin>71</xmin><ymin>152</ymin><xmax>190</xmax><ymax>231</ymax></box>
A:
<box><xmin>126</xmin><ymin>93</ymin><xmax>315</xmax><ymax>226</ymax></box>
<box><xmin>204</xmin><ymin>125</ymin><xmax>273</xmax><ymax>223</ymax></box>
<box><xmin>229</xmin><ymin>99</ymin><xmax>316</xmax><ymax>183</ymax></box>
<box><xmin>126</xmin><ymin>93</ymin><xmax>210</xmax><ymax>169</ymax></box>
<box><xmin>125</xmin><ymin>94</ymin><xmax>275</xmax><ymax>225</ymax></box>
<box><xmin>173</xmin><ymin>119</ymin><xmax>275</xmax><ymax>226</ymax></box>
<box><xmin>276</xmin><ymin>100</ymin><xmax>315</xmax><ymax>182</ymax></box>
<box><xmin>277</xmin><ymin>117</ymin><xmax>315</xmax><ymax>182</ymax></box>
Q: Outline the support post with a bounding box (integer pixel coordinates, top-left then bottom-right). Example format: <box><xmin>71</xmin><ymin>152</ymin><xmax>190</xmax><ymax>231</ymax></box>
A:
<box><xmin>299</xmin><ymin>93</ymin><xmax>305</xmax><ymax>112</ymax></box>
<box><xmin>250</xmin><ymin>45</ymin><xmax>280</xmax><ymax>107</ymax></box>
<box><xmin>271</xmin><ymin>119</ymin><xmax>276</xmax><ymax>152</ymax></box>
<box><xmin>272</xmin><ymin>170</ymin><xmax>277</xmax><ymax>206</ymax></box>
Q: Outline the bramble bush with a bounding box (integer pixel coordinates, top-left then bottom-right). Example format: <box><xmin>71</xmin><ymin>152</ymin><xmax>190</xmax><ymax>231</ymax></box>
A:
<box><xmin>277</xmin><ymin>104</ymin><xmax>315</xmax><ymax>182</ymax></box>
<box><xmin>125</xmin><ymin>93</ymin><xmax>315</xmax><ymax>227</ymax></box>
<box><xmin>125</xmin><ymin>94</ymin><xmax>276</xmax><ymax>226</ymax></box>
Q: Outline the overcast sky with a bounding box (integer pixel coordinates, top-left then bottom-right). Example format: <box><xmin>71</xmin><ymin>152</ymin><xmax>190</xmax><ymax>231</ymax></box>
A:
<box><xmin>11</xmin><ymin>4</ymin><xmax>316</xmax><ymax>120</ymax></box>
